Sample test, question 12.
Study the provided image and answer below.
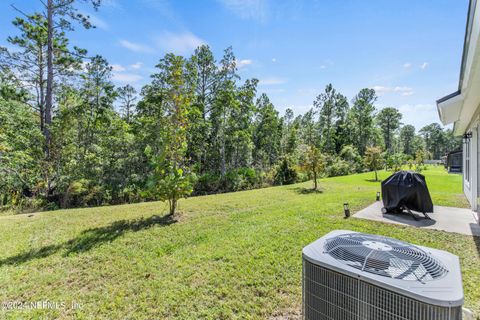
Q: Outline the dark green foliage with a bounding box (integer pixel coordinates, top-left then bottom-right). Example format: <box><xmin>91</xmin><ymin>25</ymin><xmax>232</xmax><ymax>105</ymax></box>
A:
<box><xmin>325</xmin><ymin>158</ymin><xmax>352</xmax><ymax>177</ymax></box>
<box><xmin>274</xmin><ymin>156</ymin><xmax>298</xmax><ymax>185</ymax></box>
<box><xmin>350</xmin><ymin>88</ymin><xmax>377</xmax><ymax>155</ymax></box>
<box><xmin>314</xmin><ymin>83</ymin><xmax>349</xmax><ymax>154</ymax></box>
<box><xmin>194</xmin><ymin>168</ymin><xmax>261</xmax><ymax>195</ymax></box>
<box><xmin>400</xmin><ymin>124</ymin><xmax>416</xmax><ymax>155</ymax></box>
<box><xmin>419</xmin><ymin>123</ymin><xmax>448</xmax><ymax>159</ymax></box>
<box><xmin>0</xmin><ymin>97</ymin><xmax>44</xmax><ymax>209</ymax></box>
<box><xmin>376</xmin><ymin>107</ymin><xmax>402</xmax><ymax>153</ymax></box>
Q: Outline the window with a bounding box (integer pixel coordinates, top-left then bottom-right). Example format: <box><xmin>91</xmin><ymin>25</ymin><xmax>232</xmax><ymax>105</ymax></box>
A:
<box><xmin>465</xmin><ymin>138</ymin><xmax>470</xmax><ymax>183</ymax></box>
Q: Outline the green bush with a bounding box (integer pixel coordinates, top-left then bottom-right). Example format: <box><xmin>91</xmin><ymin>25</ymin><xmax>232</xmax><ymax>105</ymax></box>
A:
<box><xmin>325</xmin><ymin>158</ymin><xmax>352</xmax><ymax>177</ymax></box>
<box><xmin>273</xmin><ymin>156</ymin><xmax>298</xmax><ymax>185</ymax></box>
<box><xmin>194</xmin><ymin>168</ymin><xmax>261</xmax><ymax>195</ymax></box>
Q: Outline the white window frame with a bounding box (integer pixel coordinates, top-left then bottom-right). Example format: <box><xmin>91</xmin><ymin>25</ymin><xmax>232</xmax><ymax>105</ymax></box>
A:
<box><xmin>465</xmin><ymin>138</ymin><xmax>471</xmax><ymax>188</ymax></box>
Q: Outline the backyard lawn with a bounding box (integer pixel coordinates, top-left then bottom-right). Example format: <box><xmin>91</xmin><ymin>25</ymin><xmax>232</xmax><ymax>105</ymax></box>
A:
<box><xmin>0</xmin><ymin>166</ymin><xmax>478</xmax><ymax>319</ymax></box>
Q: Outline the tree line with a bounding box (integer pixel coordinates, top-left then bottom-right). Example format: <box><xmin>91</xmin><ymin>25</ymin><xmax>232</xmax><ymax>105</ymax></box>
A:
<box><xmin>0</xmin><ymin>1</ymin><xmax>460</xmax><ymax>213</ymax></box>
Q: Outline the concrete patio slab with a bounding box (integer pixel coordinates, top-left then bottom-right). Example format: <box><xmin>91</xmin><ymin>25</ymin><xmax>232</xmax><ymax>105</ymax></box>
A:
<box><xmin>353</xmin><ymin>201</ymin><xmax>480</xmax><ymax>236</ymax></box>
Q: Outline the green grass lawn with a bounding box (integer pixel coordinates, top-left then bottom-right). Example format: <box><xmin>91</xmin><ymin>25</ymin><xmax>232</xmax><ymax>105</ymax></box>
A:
<box><xmin>0</xmin><ymin>166</ymin><xmax>478</xmax><ymax>319</ymax></box>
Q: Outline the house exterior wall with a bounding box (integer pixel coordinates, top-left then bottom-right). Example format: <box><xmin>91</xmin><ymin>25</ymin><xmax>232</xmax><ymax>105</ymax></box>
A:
<box><xmin>462</xmin><ymin>121</ymin><xmax>480</xmax><ymax>211</ymax></box>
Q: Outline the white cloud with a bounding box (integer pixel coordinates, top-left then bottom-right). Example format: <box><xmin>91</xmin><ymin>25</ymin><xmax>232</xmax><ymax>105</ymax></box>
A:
<box><xmin>111</xmin><ymin>64</ymin><xmax>126</xmax><ymax>72</ymax></box>
<box><xmin>155</xmin><ymin>31</ymin><xmax>206</xmax><ymax>55</ymax></box>
<box><xmin>261</xmin><ymin>88</ymin><xmax>285</xmax><ymax>94</ymax></box>
<box><xmin>372</xmin><ymin>85</ymin><xmax>414</xmax><ymax>96</ymax></box>
<box><xmin>319</xmin><ymin>59</ymin><xmax>333</xmax><ymax>70</ymax></box>
<box><xmin>259</xmin><ymin>77</ymin><xmax>287</xmax><ymax>85</ymax></box>
<box><xmin>297</xmin><ymin>88</ymin><xmax>317</xmax><ymax>95</ymax></box>
<box><xmin>129</xmin><ymin>62</ymin><xmax>143</xmax><ymax>70</ymax></box>
<box><xmin>237</xmin><ymin>59</ymin><xmax>252</xmax><ymax>69</ymax></box>
<box><xmin>89</xmin><ymin>14</ymin><xmax>109</xmax><ymax>30</ymax></box>
<box><xmin>420</xmin><ymin>62</ymin><xmax>429</xmax><ymax>70</ymax></box>
<box><xmin>289</xmin><ymin>104</ymin><xmax>314</xmax><ymax>114</ymax></box>
<box><xmin>217</xmin><ymin>0</ymin><xmax>268</xmax><ymax>22</ymax></box>
<box><xmin>397</xmin><ymin>104</ymin><xmax>439</xmax><ymax>130</ymax></box>
<box><xmin>403</xmin><ymin>62</ymin><xmax>412</xmax><ymax>69</ymax></box>
<box><xmin>140</xmin><ymin>0</ymin><xmax>176</xmax><ymax>19</ymax></box>
<box><xmin>393</xmin><ymin>86</ymin><xmax>414</xmax><ymax>96</ymax></box>
<box><xmin>102</xmin><ymin>0</ymin><xmax>121</xmax><ymax>8</ymax></box>
<box><xmin>271</xmin><ymin>58</ymin><xmax>277</xmax><ymax>63</ymax></box>
<box><xmin>119</xmin><ymin>40</ymin><xmax>154</xmax><ymax>53</ymax></box>
<box><xmin>112</xmin><ymin>73</ymin><xmax>143</xmax><ymax>83</ymax></box>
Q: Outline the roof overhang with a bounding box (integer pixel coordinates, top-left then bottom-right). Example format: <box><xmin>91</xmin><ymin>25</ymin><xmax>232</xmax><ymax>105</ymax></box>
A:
<box><xmin>436</xmin><ymin>0</ymin><xmax>480</xmax><ymax>137</ymax></box>
<box><xmin>436</xmin><ymin>91</ymin><xmax>463</xmax><ymax>126</ymax></box>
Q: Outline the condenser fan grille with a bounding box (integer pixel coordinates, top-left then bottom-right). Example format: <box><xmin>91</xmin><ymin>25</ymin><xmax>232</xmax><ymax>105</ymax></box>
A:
<box><xmin>324</xmin><ymin>233</ymin><xmax>448</xmax><ymax>282</ymax></box>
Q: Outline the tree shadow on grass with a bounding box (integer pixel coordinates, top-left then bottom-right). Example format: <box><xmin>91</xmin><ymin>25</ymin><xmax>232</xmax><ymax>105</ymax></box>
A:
<box><xmin>0</xmin><ymin>214</ymin><xmax>176</xmax><ymax>267</ymax></box>
<box><xmin>365</xmin><ymin>179</ymin><xmax>382</xmax><ymax>183</ymax></box>
<box><xmin>472</xmin><ymin>235</ymin><xmax>480</xmax><ymax>258</ymax></box>
<box><xmin>291</xmin><ymin>187</ymin><xmax>323</xmax><ymax>195</ymax></box>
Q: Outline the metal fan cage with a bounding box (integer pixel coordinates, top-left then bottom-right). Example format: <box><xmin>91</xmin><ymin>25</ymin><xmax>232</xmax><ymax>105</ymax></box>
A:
<box><xmin>324</xmin><ymin>233</ymin><xmax>448</xmax><ymax>282</ymax></box>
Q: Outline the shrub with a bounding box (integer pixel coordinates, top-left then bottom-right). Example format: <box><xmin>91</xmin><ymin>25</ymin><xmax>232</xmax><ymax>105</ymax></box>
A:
<box><xmin>193</xmin><ymin>173</ymin><xmax>222</xmax><ymax>195</ymax></box>
<box><xmin>326</xmin><ymin>158</ymin><xmax>352</xmax><ymax>177</ymax></box>
<box><xmin>194</xmin><ymin>168</ymin><xmax>261</xmax><ymax>195</ymax></box>
<box><xmin>386</xmin><ymin>153</ymin><xmax>405</xmax><ymax>172</ymax></box>
<box><xmin>273</xmin><ymin>156</ymin><xmax>298</xmax><ymax>185</ymax></box>
<box><xmin>339</xmin><ymin>145</ymin><xmax>363</xmax><ymax>172</ymax></box>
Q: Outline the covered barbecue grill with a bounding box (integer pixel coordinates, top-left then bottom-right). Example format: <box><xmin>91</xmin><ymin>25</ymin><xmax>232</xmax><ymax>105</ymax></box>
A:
<box><xmin>381</xmin><ymin>171</ymin><xmax>433</xmax><ymax>220</ymax></box>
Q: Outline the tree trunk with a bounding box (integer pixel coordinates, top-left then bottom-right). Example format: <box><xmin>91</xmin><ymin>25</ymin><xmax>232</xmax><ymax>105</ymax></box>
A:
<box><xmin>220</xmin><ymin>114</ymin><xmax>226</xmax><ymax>176</ymax></box>
<box><xmin>169</xmin><ymin>198</ymin><xmax>177</xmax><ymax>216</ymax></box>
<box><xmin>313</xmin><ymin>169</ymin><xmax>317</xmax><ymax>190</ymax></box>
<box><xmin>45</xmin><ymin>0</ymin><xmax>53</xmax><ymax>153</ymax></box>
<box><xmin>39</xmin><ymin>43</ymin><xmax>45</xmax><ymax>132</ymax></box>
<box><xmin>41</xmin><ymin>0</ymin><xmax>54</xmax><ymax>199</ymax></box>
<box><xmin>374</xmin><ymin>169</ymin><xmax>378</xmax><ymax>181</ymax></box>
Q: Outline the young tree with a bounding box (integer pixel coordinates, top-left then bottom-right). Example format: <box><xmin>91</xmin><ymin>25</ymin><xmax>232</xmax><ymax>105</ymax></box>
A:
<box><xmin>280</xmin><ymin>108</ymin><xmax>297</xmax><ymax>155</ymax></box>
<box><xmin>376</xmin><ymin>107</ymin><xmax>402</xmax><ymax>153</ymax></box>
<box><xmin>350</xmin><ymin>88</ymin><xmax>377</xmax><ymax>155</ymax></box>
<box><xmin>116</xmin><ymin>84</ymin><xmax>137</xmax><ymax>122</ymax></box>
<box><xmin>227</xmin><ymin>78</ymin><xmax>257</xmax><ymax>169</ymax></box>
<box><xmin>386</xmin><ymin>153</ymin><xmax>404</xmax><ymax>172</ymax></box>
<box><xmin>314</xmin><ymin>84</ymin><xmax>349</xmax><ymax>154</ymax></box>
<box><xmin>399</xmin><ymin>124</ymin><xmax>416</xmax><ymax>156</ymax></box>
<box><xmin>364</xmin><ymin>146</ymin><xmax>383</xmax><ymax>181</ymax></box>
<box><xmin>300</xmin><ymin>145</ymin><xmax>325</xmax><ymax>190</ymax></box>
<box><xmin>415</xmin><ymin>148</ymin><xmax>426</xmax><ymax>167</ymax></box>
<box><xmin>300</xmin><ymin>108</ymin><xmax>317</xmax><ymax>147</ymax></box>
<box><xmin>188</xmin><ymin>45</ymin><xmax>217</xmax><ymax>171</ymax></box>
<box><xmin>253</xmin><ymin>93</ymin><xmax>282</xmax><ymax>170</ymax></box>
<box><xmin>208</xmin><ymin>47</ymin><xmax>238</xmax><ymax>175</ymax></box>
<box><xmin>419</xmin><ymin>123</ymin><xmax>445</xmax><ymax>159</ymax></box>
<box><xmin>78</xmin><ymin>55</ymin><xmax>116</xmax><ymax>158</ymax></box>
<box><xmin>333</xmin><ymin>93</ymin><xmax>350</xmax><ymax>153</ymax></box>
<box><xmin>144</xmin><ymin>54</ymin><xmax>195</xmax><ymax>216</ymax></box>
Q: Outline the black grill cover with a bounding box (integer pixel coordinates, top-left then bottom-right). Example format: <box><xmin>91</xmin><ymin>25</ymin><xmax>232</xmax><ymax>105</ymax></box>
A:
<box><xmin>381</xmin><ymin>171</ymin><xmax>433</xmax><ymax>213</ymax></box>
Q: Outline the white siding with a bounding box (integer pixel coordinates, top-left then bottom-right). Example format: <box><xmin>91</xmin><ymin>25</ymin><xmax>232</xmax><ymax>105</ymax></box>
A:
<box><xmin>463</xmin><ymin>125</ymin><xmax>478</xmax><ymax>210</ymax></box>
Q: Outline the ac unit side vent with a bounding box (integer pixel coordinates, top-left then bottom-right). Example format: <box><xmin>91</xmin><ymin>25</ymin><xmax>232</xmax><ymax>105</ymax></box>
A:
<box><xmin>303</xmin><ymin>260</ymin><xmax>462</xmax><ymax>320</ymax></box>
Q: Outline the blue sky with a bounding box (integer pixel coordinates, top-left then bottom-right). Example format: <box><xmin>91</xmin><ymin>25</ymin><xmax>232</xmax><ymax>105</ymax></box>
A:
<box><xmin>0</xmin><ymin>0</ymin><xmax>469</xmax><ymax>130</ymax></box>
